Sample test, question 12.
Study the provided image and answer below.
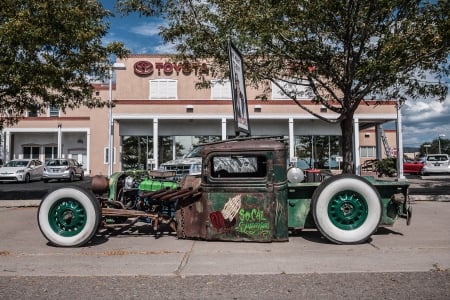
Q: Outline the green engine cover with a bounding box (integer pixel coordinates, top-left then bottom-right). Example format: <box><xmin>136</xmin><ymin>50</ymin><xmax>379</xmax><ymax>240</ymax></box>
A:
<box><xmin>138</xmin><ymin>178</ymin><xmax>178</xmax><ymax>191</ymax></box>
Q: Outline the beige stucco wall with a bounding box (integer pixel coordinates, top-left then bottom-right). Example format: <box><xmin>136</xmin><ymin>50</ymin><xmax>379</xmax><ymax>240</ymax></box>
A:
<box><xmin>4</xmin><ymin>54</ymin><xmax>399</xmax><ymax>175</ymax></box>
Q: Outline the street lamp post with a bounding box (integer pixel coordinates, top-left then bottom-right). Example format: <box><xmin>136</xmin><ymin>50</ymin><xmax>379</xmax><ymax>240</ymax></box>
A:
<box><xmin>438</xmin><ymin>134</ymin><xmax>446</xmax><ymax>154</ymax></box>
<box><xmin>424</xmin><ymin>144</ymin><xmax>431</xmax><ymax>155</ymax></box>
<box><xmin>108</xmin><ymin>62</ymin><xmax>126</xmax><ymax>177</ymax></box>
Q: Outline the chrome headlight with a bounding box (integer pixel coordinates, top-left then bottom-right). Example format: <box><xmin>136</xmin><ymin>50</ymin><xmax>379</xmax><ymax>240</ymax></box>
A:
<box><xmin>124</xmin><ymin>176</ymin><xmax>135</xmax><ymax>189</ymax></box>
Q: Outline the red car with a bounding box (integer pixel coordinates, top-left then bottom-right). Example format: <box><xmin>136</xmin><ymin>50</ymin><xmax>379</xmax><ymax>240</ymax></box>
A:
<box><xmin>403</xmin><ymin>160</ymin><xmax>424</xmax><ymax>174</ymax></box>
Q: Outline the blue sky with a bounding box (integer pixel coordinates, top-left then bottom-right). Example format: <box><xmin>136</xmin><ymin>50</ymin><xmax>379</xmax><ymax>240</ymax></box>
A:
<box><xmin>101</xmin><ymin>2</ymin><xmax>450</xmax><ymax>150</ymax></box>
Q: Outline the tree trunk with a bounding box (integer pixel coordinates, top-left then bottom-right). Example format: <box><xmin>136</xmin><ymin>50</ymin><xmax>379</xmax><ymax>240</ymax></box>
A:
<box><xmin>340</xmin><ymin>116</ymin><xmax>355</xmax><ymax>174</ymax></box>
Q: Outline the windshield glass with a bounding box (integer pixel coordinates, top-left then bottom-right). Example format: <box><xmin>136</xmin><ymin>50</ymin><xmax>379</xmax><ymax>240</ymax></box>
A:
<box><xmin>184</xmin><ymin>146</ymin><xmax>203</xmax><ymax>158</ymax></box>
<box><xmin>47</xmin><ymin>160</ymin><xmax>67</xmax><ymax>166</ymax></box>
<box><xmin>5</xmin><ymin>160</ymin><xmax>28</xmax><ymax>167</ymax></box>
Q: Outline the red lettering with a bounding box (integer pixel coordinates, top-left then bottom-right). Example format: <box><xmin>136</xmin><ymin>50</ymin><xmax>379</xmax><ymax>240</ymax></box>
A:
<box><xmin>163</xmin><ymin>62</ymin><xmax>173</xmax><ymax>74</ymax></box>
<box><xmin>155</xmin><ymin>62</ymin><xmax>164</xmax><ymax>75</ymax></box>
<box><xmin>182</xmin><ymin>62</ymin><xmax>192</xmax><ymax>75</ymax></box>
<box><xmin>191</xmin><ymin>62</ymin><xmax>199</xmax><ymax>75</ymax></box>
<box><xmin>199</xmin><ymin>63</ymin><xmax>209</xmax><ymax>75</ymax></box>
<box><xmin>133</xmin><ymin>60</ymin><xmax>212</xmax><ymax>76</ymax></box>
<box><xmin>173</xmin><ymin>63</ymin><xmax>182</xmax><ymax>75</ymax></box>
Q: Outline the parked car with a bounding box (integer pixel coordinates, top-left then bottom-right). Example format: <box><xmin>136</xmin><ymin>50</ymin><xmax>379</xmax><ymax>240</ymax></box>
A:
<box><xmin>403</xmin><ymin>159</ymin><xmax>424</xmax><ymax>175</ymax></box>
<box><xmin>159</xmin><ymin>146</ymin><xmax>203</xmax><ymax>181</ymax></box>
<box><xmin>43</xmin><ymin>158</ymin><xmax>84</xmax><ymax>182</ymax></box>
<box><xmin>0</xmin><ymin>159</ymin><xmax>44</xmax><ymax>183</ymax></box>
<box><xmin>421</xmin><ymin>154</ymin><xmax>450</xmax><ymax>175</ymax></box>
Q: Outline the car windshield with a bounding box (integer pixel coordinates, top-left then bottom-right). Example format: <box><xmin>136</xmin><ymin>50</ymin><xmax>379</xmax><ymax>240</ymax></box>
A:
<box><xmin>184</xmin><ymin>146</ymin><xmax>203</xmax><ymax>158</ymax></box>
<box><xmin>5</xmin><ymin>160</ymin><xmax>28</xmax><ymax>167</ymax></box>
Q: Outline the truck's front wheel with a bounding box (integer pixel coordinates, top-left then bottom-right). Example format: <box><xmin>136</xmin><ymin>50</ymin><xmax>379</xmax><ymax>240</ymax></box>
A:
<box><xmin>312</xmin><ymin>174</ymin><xmax>382</xmax><ymax>244</ymax></box>
<box><xmin>38</xmin><ymin>186</ymin><xmax>101</xmax><ymax>247</ymax></box>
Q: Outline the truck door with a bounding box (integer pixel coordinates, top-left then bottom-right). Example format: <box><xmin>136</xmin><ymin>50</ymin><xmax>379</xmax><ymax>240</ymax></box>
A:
<box><xmin>198</xmin><ymin>151</ymin><xmax>288</xmax><ymax>242</ymax></box>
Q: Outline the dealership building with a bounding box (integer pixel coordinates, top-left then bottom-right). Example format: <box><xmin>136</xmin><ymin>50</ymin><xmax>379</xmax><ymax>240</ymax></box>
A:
<box><xmin>1</xmin><ymin>54</ymin><xmax>402</xmax><ymax>176</ymax></box>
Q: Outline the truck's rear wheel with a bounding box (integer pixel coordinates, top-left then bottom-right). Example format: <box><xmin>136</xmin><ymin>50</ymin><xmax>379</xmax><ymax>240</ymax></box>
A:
<box><xmin>38</xmin><ymin>186</ymin><xmax>101</xmax><ymax>247</ymax></box>
<box><xmin>312</xmin><ymin>174</ymin><xmax>382</xmax><ymax>244</ymax></box>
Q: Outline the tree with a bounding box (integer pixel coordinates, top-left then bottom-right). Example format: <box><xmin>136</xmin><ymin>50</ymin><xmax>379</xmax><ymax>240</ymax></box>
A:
<box><xmin>118</xmin><ymin>0</ymin><xmax>449</xmax><ymax>173</ymax></box>
<box><xmin>0</xmin><ymin>0</ymin><xmax>128</xmax><ymax>130</ymax></box>
<box><xmin>420</xmin><ymin>138</ymin><xmax>449</xmax><ymax>155</ymax></box>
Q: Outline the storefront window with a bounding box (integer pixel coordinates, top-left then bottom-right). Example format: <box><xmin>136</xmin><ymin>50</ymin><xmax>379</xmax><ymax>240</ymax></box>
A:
<box><xmin>44</xmin><ymin>146</ymin><xmax>58</xmax><ymax>162</ymax></box>
<box><xmin>121</xmin><ymin>135</ymin><xmax>222</xmax><ymax>171</ymax></box>
<box><xmin>293</xmin><ymin>135</ymin><xmax>341</xmax><ymax>169</ymax></box>
<box><xmin>360</xmin><ymin>146</ymin><xmax>376</xmax><ymax>158</ymax></box>
<box><xmin>23</xmin><ymin>146</ymin><xmax>40</xmax><ymax>159</ymax></box>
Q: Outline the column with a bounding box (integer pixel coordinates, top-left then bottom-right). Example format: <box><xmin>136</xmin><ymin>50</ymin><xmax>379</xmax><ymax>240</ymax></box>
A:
<box><xmin>57</xmin><ymin>124</ymin><xmax>62</xmax><ymax>158</ymax></box>
<box><xmin>353</xmin><ymin>118</ymin><xmax>360</xmax><ymax>175</ymax></box>
<box><xmin>153</xmin><ymin>118</ymin><xmax>159</xmax><ymax>170</ymax></box>
<box><xmin>375</xmin><ymin>125</ymin><xmax>383</xmax><ymax>161</ymax></box>
<box><xmin>221</xmin><ymin>117</ymin><xmax>227</xmax><ymax>140</ymax></box>
<box><xmin>396</xmin><ymin>103</ymin><xmax>405</xmax><ymax>180</ymax></box>
<box><xmin>289</xmin><ymin>118</ymin><xmax>294</xmax><ymax>163</ymax></box>
<box><xmin>86</xmin><ymin>129</ymin><xmax>91</xmax><ymax>175</ymax></box>
<box><xmin>4</xmin><ymin>131</ymin><xmax>11</xmax><ymax>161</ymax></box>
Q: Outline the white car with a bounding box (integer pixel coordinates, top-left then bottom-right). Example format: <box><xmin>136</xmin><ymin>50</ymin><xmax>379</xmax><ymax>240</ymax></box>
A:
<box><xmin>0</xmin><ymin>159</ymin><xmax>44</xmax><ymax>183</ymax></box>
<box><xmin>421</xmin><ymin>154</ymin><xmax>450</xmax><ymax>175</ymax></box>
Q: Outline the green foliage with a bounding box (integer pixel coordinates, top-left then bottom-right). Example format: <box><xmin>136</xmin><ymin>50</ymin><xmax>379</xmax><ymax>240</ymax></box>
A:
<box><xmin>420</xmin><ymin>138</ymin><xmax>449</xmax><ymax>155</ymax></box>
<box><xmin>375</xmin><ymin>157</ymin><xmax>397</xmax><ymax>177</ymax></box>
<box><xmin>0</xmin><ymin>0</ymin><xmax>129</xmax><ymax>129</ymax></box>
<box><xmin>119</xmin><ymin>0</ymin><xmax>450</xmax><ymax>174</ymax></box>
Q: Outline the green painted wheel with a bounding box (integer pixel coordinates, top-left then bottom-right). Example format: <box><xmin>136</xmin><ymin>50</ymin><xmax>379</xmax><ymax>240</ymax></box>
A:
<box><xmin>312</xmin><ymin>174</ymin><xmax>382</xmax><ymax>244</ymax></box>
<box><xmin>48</xmin><ymin>198</ymin><xmax>88</xmax><ymax>237</ymax></box>
<box><xmin>327</xmin><ymin>190</ymin><xmax>368</xmax><ymax>230</ymax></box>
<box><xmin>38</xmin><ymin>186</ymin><xmax>101</xmax><ymax>247</ymax></box>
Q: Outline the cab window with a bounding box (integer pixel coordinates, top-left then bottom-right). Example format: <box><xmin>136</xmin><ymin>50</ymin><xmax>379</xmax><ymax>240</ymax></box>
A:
<box><xmin>210</xmin><ymin>155</ymin><xmax>267</xmax><ymax>178</ymax></box>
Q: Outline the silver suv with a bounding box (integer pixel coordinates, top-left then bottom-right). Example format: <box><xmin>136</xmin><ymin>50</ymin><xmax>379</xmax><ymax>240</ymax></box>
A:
<box><xmin>421</xmin><ymin>154</ymin><xmax>450</xmax><ymax>175</ymax></box>
<box><xmin>159</xmin><ymin>146</ymin><xmax>203</xmax><ymax>181</ymax></box>
<box><xmin>43</xmin><ymin>158</ymin><xmax>84</xmax><ymax>182</ymax></box>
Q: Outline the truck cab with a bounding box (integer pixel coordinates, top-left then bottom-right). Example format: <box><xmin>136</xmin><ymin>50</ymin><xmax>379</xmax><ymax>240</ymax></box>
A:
<box><xmin>178</xmin><ymin>138</ymin><xmax>289</xmax><ymax>242</ymax></box>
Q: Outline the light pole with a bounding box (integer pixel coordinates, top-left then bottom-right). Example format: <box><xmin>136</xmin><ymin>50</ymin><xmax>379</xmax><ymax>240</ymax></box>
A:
<box><xmin>108</xmin><ymin>62</ymin><xmax>126</xmax><ymax>177</ymax></box>
<box><xmin>438</xmin><ymin>134</ymin><xmax>445</xmax><ymax>154</ymax></box>
<box><xmin>424</xmin><ymin>144</ymin><xmax>431</xmax><ymax>155</ymax></box>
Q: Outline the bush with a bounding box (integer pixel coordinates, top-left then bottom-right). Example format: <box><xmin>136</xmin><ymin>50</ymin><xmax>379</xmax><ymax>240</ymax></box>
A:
<box><xmin>375</xmin><ymin>157</ymin><xmax>397</xmax><ymax>177</ymax></box>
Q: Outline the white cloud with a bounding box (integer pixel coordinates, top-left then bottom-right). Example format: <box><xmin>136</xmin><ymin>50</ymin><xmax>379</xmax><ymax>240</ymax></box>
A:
<box><xmin>129</xmin><ymin>23</ymin><xmax>161</xmax><ymax>37</ymax></box>
<box><xmin>153</xmin><ymin>43</ymin><xmax>177</xmax><ymax>54</ymax></box>
<box><xmin>401</xmin><ymin>93</ymin><xmax>450</xmax><ymax>147</ymax></box>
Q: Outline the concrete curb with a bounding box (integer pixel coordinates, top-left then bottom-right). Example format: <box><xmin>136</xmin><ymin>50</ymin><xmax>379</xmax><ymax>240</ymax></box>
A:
<box><xmin>409</xmin><ymin>195</ymin><xmax>450</xmax><ymax>202</ymax></box>
<box><xmin>0</xmin><ymin>200</ymin><xmax>41</xmax><ymax>207</ymax></box>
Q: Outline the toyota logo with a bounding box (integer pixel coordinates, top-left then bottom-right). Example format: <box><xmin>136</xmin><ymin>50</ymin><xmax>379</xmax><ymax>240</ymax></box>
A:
<box><xmin>134</xmin><ymin>61</ymin><xmax>154</xmax><ymax>75</ymax></box>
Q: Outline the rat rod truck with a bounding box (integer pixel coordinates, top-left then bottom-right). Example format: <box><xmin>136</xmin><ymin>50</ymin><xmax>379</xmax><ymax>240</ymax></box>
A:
<box><xmin>37</xmin><ymin>138</ymin><xmax>411</xmax><ymax>247</ymax></box>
